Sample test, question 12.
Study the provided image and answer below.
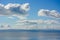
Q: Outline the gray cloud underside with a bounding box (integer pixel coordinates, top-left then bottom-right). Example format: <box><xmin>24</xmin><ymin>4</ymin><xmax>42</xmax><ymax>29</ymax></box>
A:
<box><xmin>13</xmin><ymin>20</ymin><xmax>60</xmax><ymax>30</ymax></box>
<box><xmin>38</xmin><ymin>9</ymin><xmax>60</xmax><ymax>18</ymax></box>
<box><xmin>0</xmin><ymin>3</ymin><xmax>30</xmax><ymax>17</ymax></box>
<box><xmin>0</xmin><ymin>19</ymin><xmax>60</xmax><ymax>30</ymax></box>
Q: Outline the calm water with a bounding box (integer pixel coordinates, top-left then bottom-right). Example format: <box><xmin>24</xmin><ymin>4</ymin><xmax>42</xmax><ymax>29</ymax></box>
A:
<box><xmin>0</xmin><ymin>30</ymin><xmax>60</xmax><ymax>40</ymax></box>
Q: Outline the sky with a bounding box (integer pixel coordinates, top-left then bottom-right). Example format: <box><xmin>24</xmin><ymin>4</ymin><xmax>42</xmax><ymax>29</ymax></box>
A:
<box><xmin>0</xmin><ymin>0</ymin><xmax>60</xmax><ymax>29</ymax></box>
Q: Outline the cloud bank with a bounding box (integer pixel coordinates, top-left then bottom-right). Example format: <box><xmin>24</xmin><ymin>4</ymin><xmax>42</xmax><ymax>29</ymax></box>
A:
<box><xmin>13</xmin><ymin>20</ymin><xmax>60</xmax><ymax>30</ymax></box>
<box><xmin>38</xmin><ymin>9</ymin><xmax>60</xmax><ymax>18</ymax></box>
<box><xmin>0</xmin><ymin>19</ymin><xmax>59</xmax><ymax>30</ymax></box>
<box><xmin>0</xmin><ymin>3</ymin><xmax>30</xmax><ymax>19</ymax></box>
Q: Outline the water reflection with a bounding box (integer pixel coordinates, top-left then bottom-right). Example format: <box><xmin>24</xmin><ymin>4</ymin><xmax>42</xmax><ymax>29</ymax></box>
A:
<box><xmin>0</xmin><ymin>30</ymin><xmax>60</xmax><ymax>40</ymax></box>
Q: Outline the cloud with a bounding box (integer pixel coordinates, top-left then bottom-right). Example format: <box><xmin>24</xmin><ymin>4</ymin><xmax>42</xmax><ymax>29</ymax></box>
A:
<box><xmin>0</xmin><ymin>19</ymin><xmax>59</xmax><ymax>29</ymax></box>
<box><xmin>38</xmin><ymin>9</ymin><xmax>60</xmax><ymax>18</ymax></box>
<box><xmin>14</xmin><ymin>19</ymin><xmax>60</xmax><ymax>29</ymax></box>
<box><xmin>0</xmin><ymin>3</ymin><xmax>60</xmax><ymax>30</ymax></box>
<box><xmin>0</xmin><ymin>24</ymin><xmax>10</xmax><ymax>29</ymax></box>
<box><xmin>0</xmin><ymin>3</ymin><xmax>30</xmax><ymax>19</ymax></box>
<box><xmin>0</xmin><ymin>4</ymin><xmax>4</xmax><ymax>7</ymax></box>
<box><xmin>16</xmin><ymin>20</ymin><xmax>59</xmax><ymax>26</ymax></box>
<box><xmin>44</xmin><ymin>20</ymin><xmax>59</xmax><ymax>24</ymax></box>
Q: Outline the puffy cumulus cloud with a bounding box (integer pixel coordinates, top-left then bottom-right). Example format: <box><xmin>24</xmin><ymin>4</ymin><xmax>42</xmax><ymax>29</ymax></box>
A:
<box><xmin>38</xmin><ymin>9</ymin><xmax>60</xmax><ymax>18</ymax></box>
<box><xmin>0</xmin><ymin>3</ymin><xmax>30</xmax><ymax>19</ymax></box>
<box><xmin>20</xmin><ymin>3</ymin><xmax>30</xmax><ymax>11</ymax></box>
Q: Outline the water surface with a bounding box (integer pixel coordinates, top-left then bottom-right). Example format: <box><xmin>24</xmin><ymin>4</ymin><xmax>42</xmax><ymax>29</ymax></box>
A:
<box><xmin>0</xmin><ymin>30</ymin><xmax>60</xmax><ymax>40</ymax></box>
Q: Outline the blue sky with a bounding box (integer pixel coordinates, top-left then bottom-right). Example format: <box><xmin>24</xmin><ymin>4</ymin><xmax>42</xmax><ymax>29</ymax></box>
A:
<box><xmin>0</xmin><ymin>0</ymin><xmax>60</xmax><ymax>29</ymax></box>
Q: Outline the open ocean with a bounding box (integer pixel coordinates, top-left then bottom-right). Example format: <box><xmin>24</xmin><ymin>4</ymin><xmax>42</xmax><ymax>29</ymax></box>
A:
<box><xmin>0</xmin><ymin>29</ymin><xmax>60</xmax><ymax>40</ymax></box>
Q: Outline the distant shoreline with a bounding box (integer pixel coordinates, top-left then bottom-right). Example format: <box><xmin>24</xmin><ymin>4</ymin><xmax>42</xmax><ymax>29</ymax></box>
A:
<box><xmin>0</xmin><ymin>29</ymin><xmax>60</xmax><ymax>33</ymax></box>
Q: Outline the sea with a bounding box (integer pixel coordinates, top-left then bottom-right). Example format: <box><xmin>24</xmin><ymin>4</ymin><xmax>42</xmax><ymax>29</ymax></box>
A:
<box><xmin>0</xmin><ymin>29</ymin><xmax>60</xmax><ymax>40</ymax></box>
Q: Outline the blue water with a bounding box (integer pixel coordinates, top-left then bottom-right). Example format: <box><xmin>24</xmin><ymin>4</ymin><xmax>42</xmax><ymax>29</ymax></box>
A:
<box><xmin>0</xmin><ymin>29</ymin><xmax>60</xmax><ymax>40</ymax></box>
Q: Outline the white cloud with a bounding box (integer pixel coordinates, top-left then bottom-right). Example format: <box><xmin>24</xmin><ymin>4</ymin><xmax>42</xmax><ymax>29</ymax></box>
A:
<box><xmin>0</xmin><ymin>3</ymin><xmax>30</xmax><ymax>19</ymax></box>
<box><xmin>4</xmin><ymin>3</ymin><xmax>20</xmax><ymax>9</ymax></box>
<box><xmin>8</xmin><ymin>16</ymin><xmax>14</xmax><ymax>19</ymax></box>
<box><xmin>21</xmin><ymin>3</ymin><xmax>30</xmax><ymax>11</ymax></box>
<box><xmin>0</xmin><ymin>4</ymin><xmax>4</xmax><ymax>7</ymax></box>
<box><xmin>0</xmin><ymin>24</ymin><xmax>10</xmax><ymax>29</ymax></box>
<box><xmin>38</xmin><ymin>9</ymin><xmax>60</xmax><ymax>18</ymax></box>
<box><xmin>0</xmin><ymin>19</ymin><xmax>59</xmax><ymax>29</ymax></box>
<box><xmin>13</xmin><ymin>19</ymin><xmax>60</xmax><ymax>30</ymax></box>
<box><xmin>0</xmin><ymin>3</ymin><xmax>60</xmax><ymax>30</ymax></box>
<box><xmin>44</xmin><ymin>20</ymin><xmax>59</xmax><ymax>24</ymax></box>
<box><xmin>16</xmin><ymin>19</ymin><xmax>59</xmax><ymax>26</ymax></box>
